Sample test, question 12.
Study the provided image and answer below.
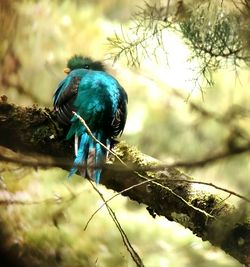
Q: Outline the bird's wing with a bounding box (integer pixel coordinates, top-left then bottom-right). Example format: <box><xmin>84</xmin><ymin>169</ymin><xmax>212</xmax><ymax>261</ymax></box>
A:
<box><xmin>111</xmin><ymin>87</ymin><xmax>128</xmax><ymax>137</ymax></box>
<box><xmin>53</xmin><ymin>75</ymin><xmax>82</xmax><ymax>125</ymax></box>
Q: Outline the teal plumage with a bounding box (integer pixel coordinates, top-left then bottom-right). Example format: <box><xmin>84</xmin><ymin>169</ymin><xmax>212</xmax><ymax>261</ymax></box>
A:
<box><xmin>53</xmin><ymin>55</ymin><xmax>128</xmax><ymax>183</ymax></box>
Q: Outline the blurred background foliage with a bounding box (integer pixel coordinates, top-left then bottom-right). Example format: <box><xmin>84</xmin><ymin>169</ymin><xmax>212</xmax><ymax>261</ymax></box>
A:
<box><xmin>0</xmin><ymin>0</ymin><xmax>249</xmax><ymax>266</ymax></box>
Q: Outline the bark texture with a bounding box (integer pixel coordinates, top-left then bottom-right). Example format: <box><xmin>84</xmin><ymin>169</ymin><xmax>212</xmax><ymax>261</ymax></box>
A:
<box><xmin>0</xmin><ymin>99</ymin><xmax>249</xmax><ymax>266</ymax></box>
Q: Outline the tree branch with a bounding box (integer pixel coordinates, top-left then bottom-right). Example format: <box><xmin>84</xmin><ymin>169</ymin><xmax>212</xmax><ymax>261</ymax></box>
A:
<box><xmin>0</xmin><ymin>99</ymin><xmax>249</xmax><ymax>266</ymax></box>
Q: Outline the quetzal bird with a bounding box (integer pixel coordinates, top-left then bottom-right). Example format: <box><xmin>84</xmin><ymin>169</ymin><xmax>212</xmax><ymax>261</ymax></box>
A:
<box><xmin>53</xmin><ymin>55</ymin><xmax>128</xmax><ymax>183</ymax></box>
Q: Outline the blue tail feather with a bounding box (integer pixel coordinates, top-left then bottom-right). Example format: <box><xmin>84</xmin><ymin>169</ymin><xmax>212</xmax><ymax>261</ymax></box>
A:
<box><xmin>69</xmin><ymin>130</ymin><xmax>108</xmax><ymax>183</ymax></box>
<box><xmin>86</xmin><ymin>138</ymin><xmax>95</xmax><ymax>180</ymax></box>
<box><xmin>69</xmin><ymin>132</ymin><xmax>89</xmax><ymax>178</ymax></box>
<box><xmin>94</xmin><ymin>135</ymin><xmax>105</xmax><ymax>184</ymax></box>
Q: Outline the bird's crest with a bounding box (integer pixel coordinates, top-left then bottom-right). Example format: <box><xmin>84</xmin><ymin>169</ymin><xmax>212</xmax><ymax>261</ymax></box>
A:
<box><xmin>65</xmin><ymin>55</ymin><xmax>106</xmax><ymax>73</ymax></box>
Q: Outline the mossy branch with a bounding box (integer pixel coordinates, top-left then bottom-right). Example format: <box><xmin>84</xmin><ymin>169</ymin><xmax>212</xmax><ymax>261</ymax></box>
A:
<box><xmin>0</xmin><ymin>99</ymin><xmax>249</xmax><ymax>266</ymax></box>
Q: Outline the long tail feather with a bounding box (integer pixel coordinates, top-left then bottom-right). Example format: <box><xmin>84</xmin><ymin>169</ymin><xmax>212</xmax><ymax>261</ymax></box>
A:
<box><xmin>74</xmin><ymin>134</ymin><xmax>79</xmax><ymax>156</ymax></box>
<box><xmin>86</xmin><ymin>133</ymin><xmax>106</xmax><ymax>183</ymax></box>
<box><xmin>69</xmin><ymin>132</ymin><xmax>89</xmax><ymax>177</ymax></box>
<box><xmin>86</xmin><ymin>139</ymin><xmax>95</xmax><ymax>180</ymax></box>
<box><xmin>105</xmin><ymin>139</ymin><xmax>111</xmax><ymax>160</ymax></box>
<box><xmin>94</xmin><ymin>140</ymin><xmax>105</xmax><ymax>184</ymax></box>
<box><xmin>69</xmin><ymin>130</ymin><xmax>109</xmax><ymax>183</ymax></box>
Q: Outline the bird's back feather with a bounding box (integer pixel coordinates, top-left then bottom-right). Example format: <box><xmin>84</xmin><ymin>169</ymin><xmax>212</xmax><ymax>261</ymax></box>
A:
<box><xmin>53</xmin><ymin>68</ymin><xmax>127</xmax><ymax>183</ymax></box>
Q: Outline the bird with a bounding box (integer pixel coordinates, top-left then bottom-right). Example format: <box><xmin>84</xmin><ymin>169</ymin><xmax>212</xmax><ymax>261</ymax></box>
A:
<box><xmin>53</xmin><ymin>55</ymin><xmax>128</xmax><ymax>183</ymax></box>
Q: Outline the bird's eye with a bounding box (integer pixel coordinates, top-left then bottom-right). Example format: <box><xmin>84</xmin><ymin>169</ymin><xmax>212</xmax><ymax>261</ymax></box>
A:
<box><xmin>84</xmin><ymin>65</ymin><xmax>89</xmax><ymax>69</ymax></box>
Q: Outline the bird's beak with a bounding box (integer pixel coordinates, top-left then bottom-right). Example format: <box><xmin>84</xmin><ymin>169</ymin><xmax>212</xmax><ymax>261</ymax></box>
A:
<box><xmin>64</xmin><ymin>67</ymin><xmax>71</xmax><ymax>74</ymax></box>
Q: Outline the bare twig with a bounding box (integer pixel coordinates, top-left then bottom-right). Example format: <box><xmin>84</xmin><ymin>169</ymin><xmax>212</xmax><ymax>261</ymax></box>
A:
<box><xmin>84</xmin><ymin>179</ymin><xmax>152</xmax><ymax>230</ymax></box>
<box><xmin>72</xmin><ymin>111</ymin><xmax>126</xmax><ymax>166</ymax></box>
<box><xmin>72</xmin><ymin>112</ymin><xmax>145</xmax><ymax>266</ymax></box>
<box><xmin>73</xmin><ymin>112</ymin><xmax>214</xmax><ymax>220</ymax></box>
<box><xmin>88</xmin><ymin>180</ymin><xmax>145</xmax><ymax>267</ymax></box>
<box><xmin>165</xmin><ymin>179</ymin><xmax>250</xmax><ymax>203</ymax></box>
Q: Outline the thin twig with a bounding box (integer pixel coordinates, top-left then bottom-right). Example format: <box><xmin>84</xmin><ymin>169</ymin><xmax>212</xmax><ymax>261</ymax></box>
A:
<box><xmin>72</xmin><ymin>111</ymin><xmax>126</xmax><ymax>166</ymax></box>
<box><xmin>72</xmin><ymin>112</ymin><xmax>145</xmax><ymax>266</ymax></box>
<box><xmin>88</xmin><ymin>180</ymin><xmax>145</xmax><ymax>267</ymax></box>
<box><xmin>167</xmin><ymin>179</ymin><xmax>250</xmax><ymax>203</ymax></box>
<box><xmin>84</xmin><ymin>179</ymin><xmax>152</xmax><ymax>230</ymax></box>
<box><xmin>73</xmin><ymin>112</ymin><xmax>214</xmax><ymax>220</ymax></box>
<box><xmin>136</xmin><ymin>172</ymin><xmax>214</xmax><ymax>218</ymax></box>
<box><xmin>0</xmin><ymin>187</ymin><xmax>82</xmax><ymax>206</ymax></box>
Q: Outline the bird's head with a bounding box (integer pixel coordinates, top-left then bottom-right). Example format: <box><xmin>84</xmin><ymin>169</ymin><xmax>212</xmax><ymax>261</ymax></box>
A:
<box><xmin>64</xmin><ymin>55</ymin><xmax>105</xmax><ymax>74</ymax></box>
